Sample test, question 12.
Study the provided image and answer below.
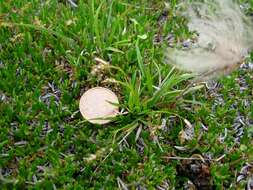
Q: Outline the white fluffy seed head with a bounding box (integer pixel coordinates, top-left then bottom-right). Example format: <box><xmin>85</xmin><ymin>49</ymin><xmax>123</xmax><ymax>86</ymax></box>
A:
<box><xmin>166</xmin><ymin>0</ymin><xmax>253</xmax><ymax>78</ymax></box>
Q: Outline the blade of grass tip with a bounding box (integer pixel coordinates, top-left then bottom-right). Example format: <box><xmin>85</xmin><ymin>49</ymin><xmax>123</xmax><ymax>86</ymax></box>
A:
<box><xmin>152</xmin><ymin>71</ymin><xmax>177</xmax><ymax>104</ymax></box>
<box><xmin>106</xmin><ymin>47</ymin><xmax>125</xmax><ymax>54</ymax></box>
<box><xmin>135</xmin><ymin>39</ymin><xmax>145</xmax><ymax>78</ymax></box>
<box><xmin>118</xmin><ymin>122</ymin><xmax>139</xmax><ymax>145</ymax></box>
<box><xmin>128</xmin><ymin>71</ymin><xmax>141</xmax><ymax>111</ymax></box>
<box><xmin>112</xmin><ymin>121</ymin><xmax>139</xmax><ymax>144</ymax></box>
<box><xmin>135</xmin><ymin>40</ymin><xmax>153</xmax><ymax>93</ymax></box>
<box><xmin>153</xmin><ymin>61</ymin><xmax>162</xmax><ymax>86</ymax></box>
<box><xmin>129</xmin><ymin>84</ymin><xmax>141</xmax><ymax>112</ymax></box>
<box><xmin>147</xmin><ymin>67</ymin><xmax>177</xmax><ymax>106</ymax></box>
<box><xmin>94</xmin><ymin>0</ymin><xmax>106</xmax><ymax>51</ymax></box>
<box><xmin>161</xmin><ymin>73</ymin><xmax>184</xmax><ymax>90</ymax></box>
<box><xmin>76</xmin><ymin>48</ymin><xmax>87</xmax><ymax>66</ymax></box>
<box><xmin>160</xmin><ymin>66</ymin><xmax>176</xmax><ymax>87</ymax></box>
<box><xmin>135</xmin><ymin>73</ymin><xmax>142</xmax><ymax>111</ymax></box>
<box><xmin>112</xmin><ymin>39</ymin><xmax>132</xmax><ymax>46</ymax></box>
<box><xmin>145</xmin><ymin>65</ymin><xmax>154</xmax><ymax>94</ymax></box>
<box><xmin>126</xmin><ymin>73</ymin><xmax>135</xmax><ymax>111</ymax></box>
<box><xmin>137</xmin><ymin>71</ymin><xmax>142</xmax><ymax>94</ymax></box>
<box><xmin>1</xmin><ymin>22</ymin><xmax>75</xmax><ymax>45</ymax></box>
<box><xmin>106</xmin><ymin>0</ymin><xmax>114</xmax><ymax>29</ymax></box>
<box><xmin>159</xmin><ymin>72</ymin><xmax>193</xmax><ymax>98</ymax></box>
<box><xmin>112</xmin><ymin>124</ymin><xmax>133</xmax><ymax>143</ymax></box>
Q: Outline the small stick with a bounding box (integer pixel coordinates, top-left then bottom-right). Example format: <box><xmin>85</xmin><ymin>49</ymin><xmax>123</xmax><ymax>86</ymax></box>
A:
<box><xmin>163</xmin><ymin>154</ymin><xmax>226</xmax><ymax>162</ymax></box>
<box><xmin>67</xmin><ymin>0</ymin><xmax>78</xmax><ymax>8</ymax></box>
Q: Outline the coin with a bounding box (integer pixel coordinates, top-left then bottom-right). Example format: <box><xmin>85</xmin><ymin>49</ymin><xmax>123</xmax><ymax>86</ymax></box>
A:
<box><xmin>79</xmin><ymin>87</ymin><xmax>119</xmax><ymax>124</ymax></box>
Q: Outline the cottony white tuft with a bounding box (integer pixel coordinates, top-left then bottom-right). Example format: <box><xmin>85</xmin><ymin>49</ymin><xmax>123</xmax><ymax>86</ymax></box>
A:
<box><xmin>166</xmin><ymin>0</ymin><xmax>253</xmax><ymax>79</ymax></box>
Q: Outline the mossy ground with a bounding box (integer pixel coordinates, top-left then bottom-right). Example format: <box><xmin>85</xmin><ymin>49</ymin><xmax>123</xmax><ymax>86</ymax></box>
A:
<box><xmin>0</xmin><ymin>0</ymin><xmax>252</xmax><ymax>189</ymax></box>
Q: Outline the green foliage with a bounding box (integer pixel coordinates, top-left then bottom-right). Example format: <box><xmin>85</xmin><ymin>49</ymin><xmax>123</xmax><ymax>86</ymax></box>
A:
<box><xmin>0</xmin><ymin>0</ymin><xmax>252</xmax><ymax>189</ymax></box>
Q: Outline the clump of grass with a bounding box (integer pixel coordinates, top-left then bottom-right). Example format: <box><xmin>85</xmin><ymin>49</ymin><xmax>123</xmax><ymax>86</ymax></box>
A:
<box><xmin>1</xmin><ymin>0</ymin><xmax>253</xmax><ymax>189</ymax></box>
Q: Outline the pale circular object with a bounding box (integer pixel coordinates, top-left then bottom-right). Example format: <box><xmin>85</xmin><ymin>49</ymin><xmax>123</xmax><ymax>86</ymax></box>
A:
<box><xmin>79</xmin><ymin>87</ymin><xmax>119</xmax><ymax>124</ymax></box>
